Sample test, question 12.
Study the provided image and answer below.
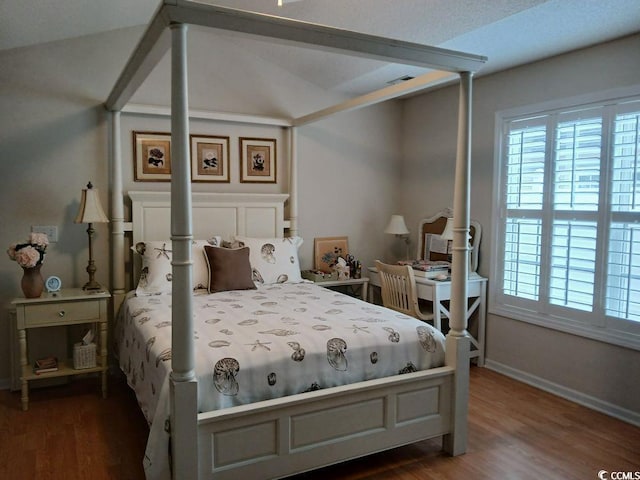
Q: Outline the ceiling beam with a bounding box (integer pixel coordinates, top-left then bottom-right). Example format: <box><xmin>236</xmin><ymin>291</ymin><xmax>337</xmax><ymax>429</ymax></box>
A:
<box><xmin>123</xmin><ymin>103</ymin><xmax>292</xmax><ymax>126</ymax></box>
<box><xmin>166</xmin><ymin>1</ymin><xmax>487</xmax><ymax>73</ymax></box>
<box><xmin>294</xmin><ymin>70</ymin><xmax>457</xmax><ymax>126</ymax></box>
<box><xmin>105</xmin><ymin>4</ymin><xmax>171</xmax><ymax>111</ymax></box>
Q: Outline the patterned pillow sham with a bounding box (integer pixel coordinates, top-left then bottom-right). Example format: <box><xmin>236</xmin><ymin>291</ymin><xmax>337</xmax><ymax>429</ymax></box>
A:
<box><xmin>234</xmin><ymin>236</ymin><xmax>303</xmax><ymax>285</ymax></box>
<box><xmin>132</xmin><ymin>237</ymin><xmax>222</xmax><ymax>296</ymax></box>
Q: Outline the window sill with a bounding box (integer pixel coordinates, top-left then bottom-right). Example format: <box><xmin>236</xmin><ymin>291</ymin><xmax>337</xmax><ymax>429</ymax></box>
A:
<box><xmin>488</xmin><ymin>303</ymin><xmax>640</xmax><ymax>352</ymax></box>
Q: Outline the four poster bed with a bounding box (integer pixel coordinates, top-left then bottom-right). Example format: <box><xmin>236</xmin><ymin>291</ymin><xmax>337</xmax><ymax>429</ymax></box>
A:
<box><xmin>106</xmin><ymin>2</ymin><xmax>486</xmax><ymax>479</ymax></box>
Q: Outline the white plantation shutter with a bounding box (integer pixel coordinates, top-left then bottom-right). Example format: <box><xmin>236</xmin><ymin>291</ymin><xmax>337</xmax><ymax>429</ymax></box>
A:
<box><xmin>550</xmin><ymin>220</ymin><xmax>597</xmax><ymax>311</ymax></box>
<box><xmin>503</xmin><ymin>218</ymin><xmax>541</xmax><ymax>300</ymax></box>
<box><xmin>549</xmin><ymin>111</ymin><xmax>602</xmax><ymax>312</ymax></box>
<box><xmin>506</xmin><ymin>121</ymin><xmax>546</xmax><ymax>210</ymax></box>
<box><xmin>553</xmin><ymin>112</ymin><xmax>602</xmax><ymax>212</ymax></box>
<box><xmin>494</xmin><ymin>95</ymin><xmax>640</xmax><ymax>349</ymax></box>
<box><xmin>502</xmin><ymin>121</ymin><xmax>546</xmax><ymax>302</ymax></box>
<box><xmin>606</xmin><ymin>223</ymin><xmax>640</xmax><ymax>320</ymax></box>
<box><xmin>606</xmin><ymin>109</ymin><xmax>640</xmax><ymax>321</ymax></box>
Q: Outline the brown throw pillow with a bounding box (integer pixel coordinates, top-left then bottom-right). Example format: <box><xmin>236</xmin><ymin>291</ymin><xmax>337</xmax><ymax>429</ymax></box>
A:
<box><xmin>203</xmin><ymin>245</ymin><xmax>256</xmax><ymax>293</ymax></box>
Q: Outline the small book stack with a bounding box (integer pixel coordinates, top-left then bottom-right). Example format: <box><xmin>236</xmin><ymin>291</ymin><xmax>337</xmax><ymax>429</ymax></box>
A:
<box><xmin>34</xmin><ymin>355</ymin><xmax>58</xmax><ymax>374</ymax></box>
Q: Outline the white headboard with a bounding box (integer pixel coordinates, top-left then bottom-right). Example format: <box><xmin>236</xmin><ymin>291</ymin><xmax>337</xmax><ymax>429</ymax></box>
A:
<box><xmin>129</xmin><ymin>191</ymin><xmax>290</xmax><ymax>243</ymax></box>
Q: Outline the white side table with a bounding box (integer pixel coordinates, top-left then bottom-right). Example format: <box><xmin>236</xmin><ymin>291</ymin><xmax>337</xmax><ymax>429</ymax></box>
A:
<box><xmin>11</xmin><ymin>289</ymin><xmax>111</xmax><ymax>411</ymax></box>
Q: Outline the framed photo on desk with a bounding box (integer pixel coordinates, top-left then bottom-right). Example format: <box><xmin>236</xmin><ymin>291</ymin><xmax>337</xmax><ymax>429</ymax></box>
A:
<box><xmin>423</xmin><ymin>233</ymin><xmax>451</xmax><ymax>260</ymax></box>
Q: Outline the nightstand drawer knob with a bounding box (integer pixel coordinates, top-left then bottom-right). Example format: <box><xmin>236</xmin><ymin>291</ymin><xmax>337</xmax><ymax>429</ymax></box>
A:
<box><xmin>58</xmin><ymin>310</ymin><xmax>65</xmax><ymax>317</ymax></box>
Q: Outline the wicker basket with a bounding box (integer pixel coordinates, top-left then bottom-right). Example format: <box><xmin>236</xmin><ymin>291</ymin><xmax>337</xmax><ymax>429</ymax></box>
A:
<box><xmin>73</xmin><ymin>342</ymin><xmax>96</xmax><ymax>369</ymax></box>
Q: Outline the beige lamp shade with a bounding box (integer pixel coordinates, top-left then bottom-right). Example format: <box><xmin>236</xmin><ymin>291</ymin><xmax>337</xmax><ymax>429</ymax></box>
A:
<box><xmin>75</xmin><ymin>182</ymin><xmax>109</xmax><ymax>224</ymax></box>
<box><xmin>440</xmin><ymin>217</ymin><xmax>454</xmax><ymax>241</ymax></box>
<box><xmin>384</xmin><ymin>215</ymin><xmax>410</xmax><ymax>235</ymax></box>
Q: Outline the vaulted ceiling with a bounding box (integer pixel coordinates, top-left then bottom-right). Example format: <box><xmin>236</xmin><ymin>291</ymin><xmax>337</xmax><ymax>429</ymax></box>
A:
<box><xmin>2</xmin><ymin>0</ymin><xmax>639</xmax><ymax>96</ymax></box>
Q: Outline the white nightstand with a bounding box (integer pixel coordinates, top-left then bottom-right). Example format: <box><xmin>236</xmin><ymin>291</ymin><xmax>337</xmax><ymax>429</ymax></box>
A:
<box><xmin>11</xmin><ymin>289</ymin><xmax>111</xmax><ymax>411</ymax></box>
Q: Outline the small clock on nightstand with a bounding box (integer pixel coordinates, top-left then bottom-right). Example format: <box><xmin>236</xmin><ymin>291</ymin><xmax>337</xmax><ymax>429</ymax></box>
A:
<box><xmin>45</xmin><ymin>275</ymin><xmax>62</xmax><ymax>293</ymax></box>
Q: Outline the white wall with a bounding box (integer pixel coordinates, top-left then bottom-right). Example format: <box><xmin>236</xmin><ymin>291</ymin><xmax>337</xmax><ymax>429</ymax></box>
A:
<box><xmin>0</xmin><ymin>26</ymin><xmax>402</xmax><ymax>384</ymax></box>
<box><xmin>400</xmin><ymin>33</ymin><xmax>640</xmax><ymax>422</ymax></box>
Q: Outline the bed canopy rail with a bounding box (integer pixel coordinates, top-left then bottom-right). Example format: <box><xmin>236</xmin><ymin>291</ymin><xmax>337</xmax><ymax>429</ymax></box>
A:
<box><xmin>105</xmin><ymin>1</ymin><xmax>486</xmax><ymax>112</ymax></box>
<box><xmin>106</xmin><ymin>1</ymin><xmax>485</xmax><ymax>478</ymax></box>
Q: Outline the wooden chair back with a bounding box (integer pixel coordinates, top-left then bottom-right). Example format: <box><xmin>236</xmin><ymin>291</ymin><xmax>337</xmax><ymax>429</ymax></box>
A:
<box><xmin>375</xmin><ymin>260</ymin><xmax>436</xmax><ymax>327</ymax></box>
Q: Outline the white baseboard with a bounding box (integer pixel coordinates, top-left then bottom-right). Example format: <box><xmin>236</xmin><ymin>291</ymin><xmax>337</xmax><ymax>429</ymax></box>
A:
<box><xmin>484</xmin><ymin>359</ymin><xmax>640</xmax><ymax>428</ymax></box>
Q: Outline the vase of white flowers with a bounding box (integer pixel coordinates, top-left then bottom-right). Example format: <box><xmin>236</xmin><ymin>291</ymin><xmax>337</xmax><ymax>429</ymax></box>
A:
<box><xmin>7</xmin><ymin>232</ymin><xmax>49</xmax><ymax>298</ymax></box>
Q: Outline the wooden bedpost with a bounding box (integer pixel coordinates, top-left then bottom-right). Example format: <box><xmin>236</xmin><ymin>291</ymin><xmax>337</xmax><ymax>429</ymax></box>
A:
<box><xmin>443</xmin><ymin>70</ymin><xmax>473</xmax><ymax>456</ymax></box>
<box><xmin>169</xmin><ymin>22</ymin><xmax>198</xmax><ymax>479</ymax></box>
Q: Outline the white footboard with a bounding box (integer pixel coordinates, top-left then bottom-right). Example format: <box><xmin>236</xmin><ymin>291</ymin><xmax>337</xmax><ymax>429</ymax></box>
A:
<box><xmin>197</xmin><ymin>366</ymin><xmax>454</xmax><ymax>479</ymax></box>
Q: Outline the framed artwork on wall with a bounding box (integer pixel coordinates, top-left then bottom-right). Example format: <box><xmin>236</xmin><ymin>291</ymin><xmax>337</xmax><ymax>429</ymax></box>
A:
<box><xmin>133</xmin><ymin>131</ymin><xmax>171</xmax><ymax>182</ymax></box>
<box><xmin>239</xmin><ymin>137</ymin><xmax>276</xmax><ymax>183</ymax></box>
<box><xmin>190</xmin><ymin>135</ymin><xmax>230</xmax><ymax>183</ymax></box>
<box><xmin>314</xmin><ymin>236</ymin><xmax>349</xmax><ymax>273</ymax></box>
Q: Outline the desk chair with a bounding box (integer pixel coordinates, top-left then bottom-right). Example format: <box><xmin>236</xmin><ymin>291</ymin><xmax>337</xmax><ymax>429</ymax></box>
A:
<box><xmin>375</xmin><ymin>261</ymin><xmax>437</xmax><ymax>329</ymax></box>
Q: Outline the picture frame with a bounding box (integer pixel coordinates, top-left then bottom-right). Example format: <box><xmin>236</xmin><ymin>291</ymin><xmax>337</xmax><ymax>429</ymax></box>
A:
<box><xmin>190</xmin><ymin>135</ymin><xmax>230</xmax><ymax>183</ymax></box>
<box><xmin>239</xmin><ymin>137</ymin><xmax>276</xmax><ymax>183</ymax></box>
<box><xmin>133</xmin><ymin>131</ymin><xmax>171</xmax><ymax>182</ymax></box>
<box><xmin>423</xmin><ymin>233</ymin><xmax>451</xmax><ymax>260</ymax></box>
<box><xmin>314</xmin><ymin>236</ymin><xmax>349</xmax><ymax>273</ymax></box>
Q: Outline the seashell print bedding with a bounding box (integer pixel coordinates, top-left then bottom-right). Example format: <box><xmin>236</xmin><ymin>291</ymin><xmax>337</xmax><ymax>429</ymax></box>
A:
<box><xmin>114</xmin><ymin>282</ymin><xmax>446</xmax><ymax>479</ymax></box>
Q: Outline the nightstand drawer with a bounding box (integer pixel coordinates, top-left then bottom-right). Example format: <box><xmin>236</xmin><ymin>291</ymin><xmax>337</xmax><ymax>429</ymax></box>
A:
<box><xmin>24</xmin><ymin>300</ymin><xmax>101</xmax><ymax>327</ymax></box>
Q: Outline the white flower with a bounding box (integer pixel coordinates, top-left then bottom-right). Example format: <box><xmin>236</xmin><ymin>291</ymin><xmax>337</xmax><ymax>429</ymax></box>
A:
<box><xmin>7</xmin><ymin>233</ymin><xmax>48</xmax><ymax>268</ymax></box>
<box><xmin>29</xmin><ymin>232</ymin><xmax>49</xmax><ymax>248</ymax></box>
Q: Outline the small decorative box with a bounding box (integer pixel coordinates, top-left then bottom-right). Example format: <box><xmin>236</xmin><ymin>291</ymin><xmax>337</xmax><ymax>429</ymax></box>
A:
<box><xmin>73</xmin><ymin>342</ymin><xmax>97</xmax><ymax>369</ymax></box>
<box><xmin>301</xmin><ymin>270</ymin><xmax>339</xmax><ymax>282</ymax></box>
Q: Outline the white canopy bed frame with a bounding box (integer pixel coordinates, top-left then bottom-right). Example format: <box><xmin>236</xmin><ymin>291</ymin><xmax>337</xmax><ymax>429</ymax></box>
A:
<box><xmin>105</xmin><ymin>1</ymin><xmax>486</xmax><ymax>478</ymax></box>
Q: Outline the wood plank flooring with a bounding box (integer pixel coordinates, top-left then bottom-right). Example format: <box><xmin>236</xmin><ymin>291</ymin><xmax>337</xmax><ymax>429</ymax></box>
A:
<box><xmin>1</xmin><ymin>367</ymin><xmax>638</xmax><ymax>479</ymax></box>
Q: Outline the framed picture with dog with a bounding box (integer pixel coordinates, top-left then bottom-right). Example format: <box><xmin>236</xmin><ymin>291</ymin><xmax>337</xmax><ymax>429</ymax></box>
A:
<box><xmin>133</xmin><ymin>131</ymin><xmax>171</xmax><ymax>182</ymax></box>
<box><xmin>239</xmin><ymin>137</ymin><xmax>276</xmax><ymax>183</ymax></box>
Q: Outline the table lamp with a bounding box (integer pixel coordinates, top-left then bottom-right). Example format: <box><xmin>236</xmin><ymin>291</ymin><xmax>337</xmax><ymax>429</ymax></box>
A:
<box><xmin>441</xmin><ymin>217</ymin><xmax>475</xmax><ymax>270</ymax></box>
<box><xmin>385</xmin><ymin>214</ymin><xmax>410</xmax><ymax>260</ymax></box>
<box><xmin>440</xmin><ymin>217</ymin><xmax>454</xmax><ymax>262</ymax></box>
<box><xmin>75</xmin><ymin>182</ymin><xmax>109</xmax><ymax>290</ymax></box>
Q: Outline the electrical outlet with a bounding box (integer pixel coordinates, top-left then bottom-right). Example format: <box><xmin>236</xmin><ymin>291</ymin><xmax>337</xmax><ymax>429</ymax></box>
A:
<box><xmin>31</xmin><ymin>225</ymin><xmax>58</xmax><ymax>243</ymax></box>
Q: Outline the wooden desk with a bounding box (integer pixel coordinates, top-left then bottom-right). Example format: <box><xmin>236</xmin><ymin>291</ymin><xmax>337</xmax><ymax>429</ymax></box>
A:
<box><xmin>367</xmin><ymin>267</ymin><xmax>487</xmax><ymax>366</ymax></box>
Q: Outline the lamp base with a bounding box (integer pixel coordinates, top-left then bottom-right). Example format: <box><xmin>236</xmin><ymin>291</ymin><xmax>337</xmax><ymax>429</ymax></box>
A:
<box><xmin>82</xmin><ymin>226</ymin><xmax>103</xmax><ymax>291</ymax></box>
<box><xmin>83</xmin><ymin>280</ymin><xmax>104</xmax><ymax>291</ymax></box>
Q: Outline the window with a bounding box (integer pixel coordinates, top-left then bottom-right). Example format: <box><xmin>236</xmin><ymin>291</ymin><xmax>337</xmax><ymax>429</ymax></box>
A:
<box><xmin>492</xmin><ymin>91</ymin><xmax>640</xmax><ymax>350</ymax></box>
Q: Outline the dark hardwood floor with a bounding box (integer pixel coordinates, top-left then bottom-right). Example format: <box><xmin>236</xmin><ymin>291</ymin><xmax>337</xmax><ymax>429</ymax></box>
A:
<box><xmin>1</xmin><ymin>367</ymin><xmax>638</xmax><ymax>479</ymax></box>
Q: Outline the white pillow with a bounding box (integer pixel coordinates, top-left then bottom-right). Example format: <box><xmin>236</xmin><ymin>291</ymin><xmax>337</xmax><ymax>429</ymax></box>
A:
<box><xmin>234</xmin><ymin>236</ymin><xmax>303</xmax><ymax>285</ymax></box>
<box><xmin>132</xmin><ymin>237</ymin><xmax>222</xmax><ymax>295</ymax></box>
